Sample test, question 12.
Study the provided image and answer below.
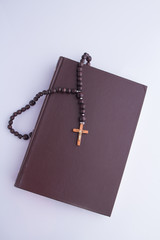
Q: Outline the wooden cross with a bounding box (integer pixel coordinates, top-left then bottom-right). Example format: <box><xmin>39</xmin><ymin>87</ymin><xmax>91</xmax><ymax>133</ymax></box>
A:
<box><xmin>73</xmin><ymin>123</ymin><xmax>89</xmax><ymax>146</ymax></box>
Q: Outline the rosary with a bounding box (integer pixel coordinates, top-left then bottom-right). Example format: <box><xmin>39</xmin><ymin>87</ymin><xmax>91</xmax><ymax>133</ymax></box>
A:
<box><xmin>7</xmin><ymin>52</ymin><xmax>92</xmax><ymax>146</ymax></box>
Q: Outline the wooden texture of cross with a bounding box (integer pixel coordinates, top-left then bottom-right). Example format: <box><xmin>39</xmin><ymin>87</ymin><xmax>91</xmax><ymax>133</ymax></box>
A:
<box><xmin>73</xmin><ymin>123</ymin><xmax>89</xmax><ymax>146</ymax></box>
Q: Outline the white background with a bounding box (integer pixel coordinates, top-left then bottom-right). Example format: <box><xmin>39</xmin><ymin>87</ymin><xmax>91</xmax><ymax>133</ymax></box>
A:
<box><xmin>0</xmin><ymin>0</ymin><xmax>160</xmax><ymax>239</ymax></box>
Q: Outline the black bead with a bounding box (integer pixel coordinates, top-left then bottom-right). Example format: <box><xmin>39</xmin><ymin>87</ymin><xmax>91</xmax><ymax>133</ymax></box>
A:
<box><xmin>36</xmin><ymin>92</ymin><xmax>42</xmax><ymax>97</ymax></box>
<box><xmin>29</xmin><ymin>132</ymin><xmax>32</xmax><ymax>137</ymax></box>
<box><xmin>25</xmin><ymin>104</ymin><xmax>30</xmax><ymax>109</ymax></box>
<box><xmin>13</xmin><ymin>112</ymin><xmax>17</xmax><ymax>117</ymax></box>
<box><xmin>80</xmin><ymin>104</ymin><xmax>86</xmax><ymax>109</ymax></box>
<box><xmin>82</xmin><ymin>54</ymin><xmax>87</xmax><ymax>59</ymax></box>
<box><xmin>76</xmin><ymin>92</ymin><xmax>83</xmax><ymax>99</ymax></box>
<box><xmin>84</xmin><ymin>52</ymin><xmax>89</xmax><ymax>56</ymax></box>
<box><xmin>10</xmin><ymin>129</ymin><xmax>14</xmax><ymax>133</ymax></box>
<box><xmin>66</xmin><ymin>88</ymin><xmax>71</xmax><ymax>93</ymax></box>
<box><xmin>57</xmin><ymin>88</ymin><xmax>62</xmax><ymax>92</ymax></box>
<box><xmin>14</xmin><ymin>131</ymin><xmax>19</xmax><ymax>136</ymax></box>
<box><xmin>33</xmin><ymin>96</ymin><xmax>39</xmax><ymax>101</ymax></box>
<box><xmin>17</xmin><ymin>110</ymin><xmax>22</xmax><ymax>114</ymax></box>
<box><xmin>80</xmin><ymin>59</ymin><xmax>84</xmax><ymax>65</ymax></box>
<box><xmin>10</xmin><ymin>116</ymin><xmax>14</xmax><ymax>120</ymax></box>
<box><xmin>29</xmin><ymin>100</ymin><xmax>36</xmax><ymax>106</ymax></box>
<box><xmin>36</xmin><ymin>94</ymin><xmax>41</xmax><ymax>98</ymax></box>
<box><xmin>79</xmin><ymin>116</ymin><xmax>86</xmax><ymax>122</ymax></box>
<box><xmin>42</xmin><ymin>90</ymin><xmax>47</xmax><ymax>95</ymax></box>
<box><xmin>8</xmin><ymin>125</ymin><xmax>12</xmax><ymax>129</ymax></box>
<box><xmin>23</xmin><ymin>134</ymin><xmax>29</xmax><ymax>140</ymax></box>
<box><xmin>77</xmin><ymin>86</ymin><xmax>83</xmax><ymax>91</ymax></box>
<box><xmin>62</xmin><ymin>88</ymin><xmax>66</xmax><ymax>93</ymax></box>
<box><xmin>77</xmin><ymin>67</ymin><xmax>82</xmax><ymax>72</ymax></box>
<box><xmin>77</xmin><ymin>72</ymin><xmax>82</xmax><ymax>77</ymax></box>
<box><xmin>78</xmin><ymin>62</ymin><xmax>83</xmax><ymax>67</ymax></box>
<box><xmin>9</xmin><ymin>120</ymin><xmax>13</xmax><ymax>125</ymax></box>
<box><xmin>87</xmin><ymin>56</ymin><xmax>92</xmax><ymax>62</ymax></box>
<box><xmin>80</xmin><ymin>109</ymin><xmax>85</xmax><ymax>114</ymax></box>
<box><xmin>21</xmin><ymin>107</ymin><xmax>26</xmax><ymax>112</ymax></box>
<box><xmin>77</xmin><ymin>81</ymin><xmax>83</xmax><ymax>86</ymax></box>
<box><xmin>18</xmin><ymin>134</ymin><xmax>22</xmax><ymax>139</ymax></box>
<box><xmin>77</xmin><ymin>76</ymin><xmax>82</xmax><ymax>81</ymax></box>
<box><xmin>71</xmin><ymin>89</ymin><xmax>76</xmax><ymax>94</ymax></box>
<box><xmin>78</xmin><ymin>99</ymin><xmax>84</xmax><ymax>104</ymax></box>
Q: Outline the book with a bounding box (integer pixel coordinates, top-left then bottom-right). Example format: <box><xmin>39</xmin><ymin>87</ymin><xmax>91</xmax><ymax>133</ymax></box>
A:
<box><xmin>15</xmin><ymin>56</ymin><xmax>147</xmax><ymax>216</ymax></box>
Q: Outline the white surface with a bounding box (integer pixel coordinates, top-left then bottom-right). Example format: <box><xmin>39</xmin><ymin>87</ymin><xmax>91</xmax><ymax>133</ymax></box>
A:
<box><xmin>0</xmin><ymin>0</ymin><xmax>160</xmax><ymax>239</ymax></box>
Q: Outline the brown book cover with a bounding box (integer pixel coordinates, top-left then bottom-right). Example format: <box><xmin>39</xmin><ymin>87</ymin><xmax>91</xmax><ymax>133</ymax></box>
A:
<box><xmin>15</xmin><ymin>56</ymin><xmax>147</xmax><ymax>216</ymax></box>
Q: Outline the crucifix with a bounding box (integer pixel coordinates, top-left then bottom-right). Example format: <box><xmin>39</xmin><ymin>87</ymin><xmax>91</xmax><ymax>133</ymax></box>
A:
<box><xmin>73</xmin><ymin>123</ymin><xmax>89</xmax><ymax>146</ymax></box>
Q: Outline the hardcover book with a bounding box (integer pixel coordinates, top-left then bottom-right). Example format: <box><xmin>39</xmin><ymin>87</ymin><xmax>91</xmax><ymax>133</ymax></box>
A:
<box><xmin>15</xmin><ymin>56</ymin><xmax>147</xmax><ymax>216</ymax></box>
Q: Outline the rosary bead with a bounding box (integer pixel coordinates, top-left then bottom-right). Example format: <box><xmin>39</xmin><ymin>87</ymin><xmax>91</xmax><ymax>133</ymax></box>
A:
<box><xmin>84</xmin><ymin>52</ymin><xmax>89</xmax><ymax>57</ymax></box>
<box><xmin>23</xmin><ymin>134</ymin><xmax>29</xmax><ymax>140</ymax></box>
<box><xmin>42</xmin><ymin>90</ymin><xmax>47</xmax><ymax>95</ymax></box>
<box><xmin>87</xmin><ymin>56</ymin><xmax>92</xmax><ymax>62</ymax></box>
<box><xmin>80</xmin><ymin>109</ymin><xmax>85</xmax><ymax>114</ymax></box>
<box><xmin>80</xmin><ymin>104</ymin><xmax>86</xmax><ymax>109</ymax></box>
<box><xmin>18</xmin><ymin>134</ymin><xmax>22</xmax><ymax>139</ymax></box>
<box><xmin>77</xmin><ymin>81</ymin><xmax>83</xmax><ymax>86</ymax></box>
<box><xmin>29</xmin><ymin>132</ymin><xmax>32</xmax><ymax>137</ymax></box>
<box><xmin>10</xmin><ymin>116</ymin><xmax>14</xmax><ymax>120</ymax></box>
<box><xmin>53</xmin><ymin>89</ymin><xmax>57</xmax><ymax>93</ymax></box>
<box><xmin>29</xmin><ymin>100</ymin><xmax>36</xmax><ymax>106</ymax></box>
<box><xmin>25</xmin><ymin>104</ymin><xmax>30</xmax><ymax>109</ymax></box>
<box><xmin>8</xmin><ymin>125</ymin><xmax>12</xmax><ymax>129</ymax></box>
<box><xmin>77</xmin><ymin>77</ymin><xmax>82</xmax><ymax>81</ymax></box>
<box><xmin>77</xmin><ymin>72</ymin><xmax>82</xmax><ymax>77</ymax></box>
<box><xmin>14</xmin><ymin>131</ymin><xmax>19</xmax><ymax>136</ymax></box>
<box><xmin>80</xmin><ymin>59</ymin><xmax>85</xmax><ymax>65</ymax></box>
<box><xmin>71</xmin><ymin>89</ymin><xmax>76</xmax><ymax>94</ymax></box>
<box><xmin>82</xmin><ymin>54</ymin><xmax>87</xmax><ymax>59</ymax></box>
<box><xmin>78</xmin><ymin>62</ymin><xmax>83</xmax><ymax>67</ymax></box>
<box><xmin>36</xmin><ymin>92</ymin><xmax>42</xmax><ymax>97</ymax></box>
<box><xmin>77</xmin><ymin>86</ymin><xmax>83</xmax><ymax>91</ymax></box>
<box><xmin>21</xmin><ymin>107</ymin><xmax>26</xmax><ymax>112</ymax></box>
<box><xmin>36</xmin><ymin>93</ymin><xmax>41</xmax><ymax>98</ymax></box>
<box><xmin>57</xmin><ymin>87</ymin><xmax>62</xmax><ymax>92</ymax></box>
<box><xmin>78</xmin><ymin>99</ymin><xmax>84</xmax><ymax>104</ymax></box>
<box><xmin>8</xmin><ymin>120</ymin><xmax>13</xmax><ymax>125</ymax></box>
<box><xmin>62</xmin><ymin>88</ymin><xmax>67</xmax><ymax>93</ymax></box>
<box><xmin>76</xmin><ymin>92</ymin><xmax>83</xmax><ymax>99</ymax></box>
<box><xmin>77</xmin><ymin>67</ymin><xmax>82</xmax><ymax>72</ymax></box>
<box><xmin>17</xmin><ymin>110</ymin><xmax>22</xmax><ymax>114</ymax></box>
<box><xmin>79</xmin><ymin>116</ymin><xmax>86</xmax><ymax>122</ymax></box>
<box><xmin>66</xmin><ymin>88</ymin><xmax>71</xmax><ymax>93</ymax></box>
<box><xmin>33</xmin><ymin>96</ymin><xmax>39</xmax><ymax>101</ymax></box>
<box><xmin>39</xmin><ymin>92</ymin><xmax>43</xmax><ymax>96</ymax></box>
<box><xmin>13</xmin><ymin>112</ymin><xmax>17</xmax><ymax>117</ymax></box>
<box><xmin>10</xmin><ymin>128</ymin><xmax>15</xmax><ymax>133</ymax></box>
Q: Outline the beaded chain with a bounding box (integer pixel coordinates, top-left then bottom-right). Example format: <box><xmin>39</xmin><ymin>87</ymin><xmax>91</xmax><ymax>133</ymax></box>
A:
<box><xmin>7</xmin><ymin>52</ymin><xmax>92</xmax><ymax>146</ymax></box>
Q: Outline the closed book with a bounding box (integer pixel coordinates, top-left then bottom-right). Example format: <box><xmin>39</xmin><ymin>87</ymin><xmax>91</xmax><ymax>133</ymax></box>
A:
<box><xmin>15</xmin><ymin>56</ymin><xmax>147</xmax><ymax>216</ymax></box>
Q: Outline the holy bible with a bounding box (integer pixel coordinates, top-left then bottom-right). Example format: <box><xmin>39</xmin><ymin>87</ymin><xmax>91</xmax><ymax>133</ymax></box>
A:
<box><xmin>15</xmin><ymin>56</ymin><xmax>147</xmax><ymax>216</ymax></box>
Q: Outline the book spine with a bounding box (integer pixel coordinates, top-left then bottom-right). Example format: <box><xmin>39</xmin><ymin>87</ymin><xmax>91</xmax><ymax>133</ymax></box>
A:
<box><xmin>14</xmin><ymin>56</ymin><xmax>64</xmax><ymax>187</ymax></box>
